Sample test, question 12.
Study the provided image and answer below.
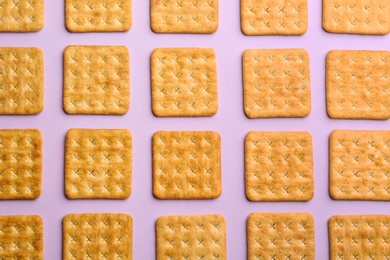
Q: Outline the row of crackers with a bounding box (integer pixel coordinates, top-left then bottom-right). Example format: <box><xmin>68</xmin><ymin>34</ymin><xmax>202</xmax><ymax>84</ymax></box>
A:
<box><xmin>1</xmin><ymin>0</ymin><xmax>390</xmax><ymax>35</ymax></box>
<box><xmin>1</xmin><ymin>46</ymin><xmax>389</xmax><ymax>119</ymax></box>
<box><xmin>1</xmin><ymin>129</ymin><xmax>390</xmax><ymax>201</ymax></box>
<box><xmin>1</xmin><ymin>213</ymin><xmax>389</xmax><ymax>259</ymax></box>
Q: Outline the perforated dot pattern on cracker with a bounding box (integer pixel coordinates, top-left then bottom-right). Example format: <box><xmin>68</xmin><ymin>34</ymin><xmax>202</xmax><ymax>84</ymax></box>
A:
<box><xmin>326</xmin><ymin>50</ymin><xmax>390</xmax><ymax>120</ymax></box>
<box><xmin>63</xmin><ymin>213</ymin><xmax>132</xmax><ymax>260</ymax></box>
<box><xmin>153</xmin><ymin>131</ymin><xmax>221</xmax><ymax>199</ymax></box>
<box><xmin>0</xmin><ymin>129</ymin><xmax>42</xmax><ymax>200</ymax></box>
<box><xmin>323</xmin><ymin>0</ymin><xmax>390</xmax><ymax>35</ymax></box>
<box><xmin>329</xmin><ymin>215</ymin><xmax>390</xmax><ymax>260</ymax></box>
<box><xmin>248</xmin><ymin>212</ymin><xmax>315</xmax><ymax>260</ymax></box>
<box><xmin>241</xmin><ymin>0</ymin><xmax>308</xmax><ymax>35</ymax></box>
<box><xmin>0</xmin><ymin>0</ymin><xmax>44</xmax><ymax>32</ymax></box>
<box><xmin>65</xmin><ymin>129</ymin><xmax>132</xmax><ymax>199</ymax></box>
<box><xmin>330</xmin><ymin>130</ymin><xmax>390</xmax><ymax>200</ymax></box>
<box><xmin>156</xmin><ymin>214</ymin><xmax>226</xmax><ymax>260</ymax></box>
<box><xmin>66</xmin><ymin>0</ymin><xmax>132</xmax><ymax>32</ymax></box>
<box><xmin>0</xmin><ymin>215</ymin><xmax>44</xmax><ymax>260</ymax></box>
<box><xmin>245</xmin><ymin>131</ymin><xmax>314</xmax><ymax>201</ymax></box>
<box><xmin>151</xmin><ymin>48</ymin><xmax>218</xmax><ymax>117</ymax></box>
<box><xmin>151</xmin><ymin>0</ymin><xmax>219</xmax><ymax>33</ymax></box>
<box><xmin>0</xmin><ymin>47</ymin><xmax>44</xmax><ymax>115</ymax></box>
<box><xmin>243</xmin><ymin>49</ymin><xmax>311</xmax><ymax>118</ymax></box>
<box><xmin>63</xmin><ymin>45</ymin><xmax>130</xmax><ymax>115</ymax></box>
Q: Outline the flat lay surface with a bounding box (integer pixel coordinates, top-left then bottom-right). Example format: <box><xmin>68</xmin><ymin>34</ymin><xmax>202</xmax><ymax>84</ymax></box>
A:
<box><xmin>1</xmin><ymin>1</ymin><xmax>390</xmax><ymax>259</ymax></box>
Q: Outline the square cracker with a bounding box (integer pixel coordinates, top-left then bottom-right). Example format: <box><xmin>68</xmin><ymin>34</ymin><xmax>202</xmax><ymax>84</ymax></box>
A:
<box><xmin>151</xmin><ymin>48</ymin><xmax>218</xmax><ymax>117</ymax></box>
<box><xmin>243</xmin><ymin>49</ymin><xmax>311</xmax><ymax>118</ymax></box>
<box><xmin>156</xmin><ymin>214</ymin><xmax>226</xmax><ymax>260</ymax></box>
<box><xmin>63</xmin><ymin>213</ymin><xmax>132</xmax><ymax>260</ymax></box>
<box><xmin>0</xmin><ymin>47</ymin><xmax>44</xmax><ymax>114</ymax></box>
<box><xmin>241</xmin><ymin>0</ymin><xmax>308</xmax><ymax>35</ymax></box>
<box><xmin>66</xmin><ymin>0</ymin><xmax>132</xmax><ymax>32</ymax></box>
<box><xmin>150</xmin><ymin>0</ymin><xmax>218</xmax><ymax>33</ymax></box>
<box><xmin>0</xmin><ymin>215</ymin><xmax>44</xmax><ymax>260</ymax></box>
<box><xmin>329</xmin><ymin>215</ymin><xmax>390</xmax><ymax>260</ymax></box>
<box><xmin>323</xmin><ymin>0</ymin><xmax>390</xmax><ymax>35</ymax></box>
<box><xmin>65</xmin><ymin>129</ymin><xmax>132</xmax><ymax>199</ymax></box>
<box><xmin>330</xmin><ymin>130</ymin><xmax>390</xmax><ymax>200</ymax></box>
<box><xmin>0</xmin><ymin>0</ymin><xmax>44</xmax><ymax>32</ymax></box>
<box><xmin>63</xmin><ymin>45</ymin><xmax>130</xmax><ymax>115</ymax></box>
<box><xmin>245</xmin><ymin>131</ymin><xmax>314</xmax><ymax>201</ymax></box>
<box><xmin>0</xmin><ymin>129</ymin><xmax>42</xmax><ymax>200</ymax></box>
<box><xmin>326</xmin><ymin>50</ymin><xmax>390</xmax><ymax>120</ymax></box>
<box><xmin>153</xmin><ymin>131</ymin><xmax>221</xmax><ymax>199</ymax></box>
<box><xmin>247</xmin><ymin>212</ymin><xmax>315</xmax><ymax>260</ymax></box>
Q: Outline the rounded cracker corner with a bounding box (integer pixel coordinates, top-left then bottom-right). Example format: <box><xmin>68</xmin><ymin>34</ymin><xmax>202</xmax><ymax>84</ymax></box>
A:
<box><xmin>244</xmin><ymin>108</ymin><xmax>256</xmax><ymax>119</ymax></box>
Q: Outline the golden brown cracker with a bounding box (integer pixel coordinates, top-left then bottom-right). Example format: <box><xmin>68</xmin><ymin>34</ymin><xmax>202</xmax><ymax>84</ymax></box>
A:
<box><xmin>0</xmin><ymin>129</ymin><xmax>42</xmax><ymax>200</ymax></box>
<box><xmin>0</xmin><ymin>0</ymin><xmax>44</xmax><ymax>32</ymax></box>
<box><xmin>326</xmin><ymin>50</ymin><xmax>390</xmax><ymax>120</ymax></box>
<box><xmin>63</xmin><ymin>45</ymin><xmax>130</xmax><ymax>115</ymax></box>
<box><xmin>65</xmin><ymin>129</ymin><xmax>132</xmax><ymax>199</ymax></box>
<box><xmin>63</xmin><ymin>213</ymin><xmax>132</xmax><ymax>260</ymax></box>
<box><xmin>323</xmin><ymin>0</ymin><xmax>390</xmax><ymax>35</ymax></box>
<box><xmin>245</xmin><ymin>131</ymin><xmax>314</xmax><ymax>201</ymax></box>
<box><xmin>151</xmin><ymin>0</ymin><xmax>218</xmax><ymax>33</ymax></box>
<box><xmin>243</xmin><ymin>49</ymin><xmax>311</xmax><ymax>118</ymax></box>
<box><xmin>156</xmin><ymin>214</ymin><xmax>226</xmax><ymax>260</ymax></box>
<box><xmin>151</xmin><ymin>48</ymin><xmax>218</xmax><ymax>117</ymax></box>
<box><xmin>329</xmin><ymin>215</ymin><xmax>390</xmax><ymax>260</ymax></box>
<box><xmin>0</xmin><ymin>215</ymin><xmax>44</xmax><ymax>259</ymax></box>
<box><xmin>241</xmin><ymin>0</ymin><xmax>308</xmax><ymax>35</ymax></box>
<box><xmin>153</xmin><ymin>131</ymin><xmax>221</xmax><ymax>199</ymax></box>
<box><xmin>330</xmin><ymin>130</ymin><xmax>390</xmax><ymax>200</ymax></box>
<box><xmin>247</xmin><ymin>212</ymin><xmax>315</xmax><ymax>260</ymax></box>
<box><xmin>0</xmin><ymin>47</ymin><xmax>44</xmax><ymax>114</ymax></box>
<box><xmin>66</xmin><ymin>0</ymin><xmax>132</xmax><ymax>32</ymax></box>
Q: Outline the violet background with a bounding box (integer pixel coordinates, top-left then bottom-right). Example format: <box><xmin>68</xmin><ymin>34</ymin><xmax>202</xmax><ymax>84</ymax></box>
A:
<box><xmin>1</xmin><ymin>1</ymin><xmax>390</xmax><ymax>259</ymax></box>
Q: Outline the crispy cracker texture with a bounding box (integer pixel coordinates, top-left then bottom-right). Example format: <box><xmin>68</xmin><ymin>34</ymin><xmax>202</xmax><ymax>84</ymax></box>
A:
<box><xmin>65</xmin><ymin>129</ymin><xmax>132</xmax><ymax>199</ymax></box>
<box><xmin>245</xmin><ymin>131</ymin><xmax>314</xmax><ymax>201</ymax></box>
<box><xmin>0</xmin><ymin>47</ymin><xmax>44</xmax><ymax>114</ymax></box>
<box><xmin>63</xmin><ymin>45</ymin><xmax>130</xmax><ymax>115</ymax></box>
<box><xmin>247</xmin><ymin>212</ymin><xmax>315</xmax><ymax>260</ymax></box>
<box><xmin>66</xmin><ymin>0</ymin><xmax>132</xmax><ymax>32</ymax></box>
<box><xmin>330</xmin><ymin>130</ymin><xmax>390</xmax><ymax>200</ymax></box>
<box><xmin>151</xmin><ymin>0</ymin><xmax>218</xmax><ymax>33</ymax></box>
<box><xmin>153</xmin><ymin>131</ymin><xmax>221</xmax><ymax>199</ymax></box>
<box><xmin>63</xmin><ymin>213</ymin><xmax>133</xmax><ymax>260</ymax></box>
<box><xmin>0</xmin><ymin>129</ymin><xmax>42</xmax><ymax>200</ymax></box>
<box><xmin>243</xmin><ymin>48</ymin><xmax>311</xmax><ymax>118</ymax></box>
<box><xmin>156</xmin><ymin>214</ymin><xmax>226</xmax><ymax>260</ymax></box>
<box><xmin>151</xmin><ymin>48</ymin><xmax>218</xmax><ymax>117</ymax></box>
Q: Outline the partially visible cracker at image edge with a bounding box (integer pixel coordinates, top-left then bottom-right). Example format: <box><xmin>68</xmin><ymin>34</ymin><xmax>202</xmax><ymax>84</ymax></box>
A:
<box><xmin>66</xmin><ymin>0</ymin><xmax>132</xmax><ymax>32</ymax></box>
<box><xmin>323</xmin><ymin>0</ymin><xmax>390</xmax><ymax>35</ymax></box>
<box><xmin>245</xmin><ymin>131</ymin><xmax>314</xmax><ymax>202</ymax></box>
<box><xmin>0</xmin><ymin>215</ymin><xmax>44</xmax><ymax>260</ymax></box>
<box><xmin>0</xmin><ymin>129</ymin><xmax>42</xmax><ymax>200</ymax></box>
<box><xmin>156</xmin><ymin>214</ymin><xmax>226</xmax><ymax>260</ymax></box>
<box><xmin>247</xmin><ymin>212</ymin><xmax>315</xmax><ymax>260</ymax></box>
<box><xmin>65</xmin><ymin>129</ymin><xmax>132</xmax><ymax>199</ymax></box>
<box><xmin>0</xmin><ymin>47</ymin><xmax>44</xmax><ymax>114</ymax></box>
<box><xmin>243</xmin><ymin>48</ymin><xmax>311</xmax><ymax>118</ymax></box>
<box><xmin>153</xmin><ymin>131</ymin><xmax>221</xmax><ymax>199</ymax></box>
<box><xmin>0</xmin><ymin>0</ymin><xmax>44</xmax><ymax>32</ymax></box>
<box><xmin>63</xmin><ymin>213</ymin><xmax>132</xmax><ymax>260</ymax></box>
<box><xmin>329</xmin><ymin>215</ymin><xmax>390</xmax><ymax>260</ymax></box>
<box><xmin>326</xmin><ymin>50</ymin><xmax>390</xmax><ymax>120</ymax></box>
<box><xmin>241</xmin><ymin>0</ymin><xmax>308</xmax><ymax>35</ymax></box>
<box><xmin>330</xmin><ymin>130</ymin><xmax>390</xmax><ymax>200</ymax></box>
<box><xmin>63</xmin><ymin>45</ymin><xmax>130</xmax><ymax>115</ymax></box>
<box><xmin>151</xmin><ymin>0</ymin><xmax>219</xmax><ymax>33</ymax></box>
<box><xmin>151</xmin><ymin>48</ymin><xmax>218</xmax><ymax>117</ymax></box>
